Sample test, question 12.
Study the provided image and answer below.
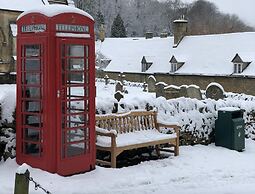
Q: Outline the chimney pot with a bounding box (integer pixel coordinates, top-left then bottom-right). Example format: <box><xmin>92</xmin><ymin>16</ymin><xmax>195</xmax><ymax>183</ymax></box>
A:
<box><xmin>173</xmin><ymin>19</ymin><xmax>188</xmax><ymax>47</ymax></box>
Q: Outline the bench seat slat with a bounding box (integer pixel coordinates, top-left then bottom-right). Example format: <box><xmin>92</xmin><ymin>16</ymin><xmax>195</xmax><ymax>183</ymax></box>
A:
<box><xmin>96</xmin><ymin>129</ymin><xmax>177</xmax><ymax>148</ymax></box>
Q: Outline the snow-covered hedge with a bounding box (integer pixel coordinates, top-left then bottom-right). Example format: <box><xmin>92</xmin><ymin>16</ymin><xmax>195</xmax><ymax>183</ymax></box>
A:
<box><xmin>0</xmin><ymin>87</ymin><xmax>16</xmax><ymax>161</ymax></box>
<box><xmin>96</xmin><ymin>91</ymin><xmax>255</xmax><ymax>145</ymax></box>
<box><xmin>0</xmin><ymin>128</ymin><xmax>15</xmax><ymax>161</ymax></box>
<box><xmin>155</xmin><ymin>96</ymin><xmax>255</xmax><ymax>144</ymax></box>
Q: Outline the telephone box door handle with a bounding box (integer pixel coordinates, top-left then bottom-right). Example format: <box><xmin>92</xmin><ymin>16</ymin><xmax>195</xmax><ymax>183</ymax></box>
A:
<box><xmin>57</xmin><ymin>90</ymin><xmax>60</xmax><ymax>98</ymax></box>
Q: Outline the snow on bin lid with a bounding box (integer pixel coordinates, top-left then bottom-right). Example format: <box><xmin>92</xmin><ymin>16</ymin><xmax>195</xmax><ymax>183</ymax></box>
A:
<box><xmin>17</xmin><ymin>4</ymin><xmax>94</xmax><ymax>21</ymax></box>
<box><xmin>218</xmin><ymin>107</ymin><xmax>240</xmax><ymax>112</ymax></box>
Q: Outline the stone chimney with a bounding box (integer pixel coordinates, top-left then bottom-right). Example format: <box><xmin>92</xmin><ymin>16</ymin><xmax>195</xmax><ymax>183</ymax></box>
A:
<box><xmin>173</xmin><ymin>17</ymin><xmax>188</xmax><ymax>48</ymax></box>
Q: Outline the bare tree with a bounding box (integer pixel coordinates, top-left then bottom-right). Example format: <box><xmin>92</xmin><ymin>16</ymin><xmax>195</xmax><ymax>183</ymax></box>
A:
<box><xmin>186</xmin><ymin>0</ymin><xmax>254</xmax><ymax>35</ymax></box>
<box><xmin>73</xmin><ymin>0</ymin><xmax>254</xmax><ymax>37</ymax></box>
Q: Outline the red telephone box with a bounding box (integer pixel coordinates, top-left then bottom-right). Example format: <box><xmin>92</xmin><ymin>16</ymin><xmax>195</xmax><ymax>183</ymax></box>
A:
<box><xmin>16</xmin><ymin>5</ymin><xmax>96</xmax><ymax>176</ymax></box>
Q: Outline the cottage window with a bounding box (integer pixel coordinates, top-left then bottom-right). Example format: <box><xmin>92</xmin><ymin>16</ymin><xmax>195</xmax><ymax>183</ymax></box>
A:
<box><xmin>171</xmin><ymin>63</ymin><xmax>178</xmax><ymax>72</ymax></box>
<box><xmin>142</xmin><ymin>62</ymin><xmax>152</xmax><ymax>72</ymax></box>
<box><xmin>234</xmin><ymin>63</ymin><xmax>243</xmax><ymax>73</ymax></box>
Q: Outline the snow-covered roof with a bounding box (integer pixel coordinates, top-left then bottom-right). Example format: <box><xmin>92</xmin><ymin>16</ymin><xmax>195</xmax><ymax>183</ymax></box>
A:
<box><xmin>18</xmin><ymin>4</ymin><xmax>93</xmax><ymax>20</ymax></box>
<box><xmin>96</xmin><ymin>37</ymin><xmax>173</xmax><ymax>73</ymax></box>
<box><xmin>172</xmin><ymin>32</ymin><xmax>255</xmax><ymax>77</ymax></box>
<box><xmin>234</xmin><ymin>52</ymin><xmax>255</xmax><ymax>62</ymax></box>
<box><xmin>0</xmin><ymin>0</ymin><xmax>74</xmax><ymax>12</ymax></box>
<box><xmin>0</xmin><ymin>0</ymin><xmax>46</xmax><ymax>12</ymax></box>
<box><xmin>96</xmin><ymin>32</ymin><xmax>255</xmax><ymax>77</ymax></box>
<box><xmin>142</xmin><ymin>56</ymin><xmax>154</xmax><ymax>63</ymax></box>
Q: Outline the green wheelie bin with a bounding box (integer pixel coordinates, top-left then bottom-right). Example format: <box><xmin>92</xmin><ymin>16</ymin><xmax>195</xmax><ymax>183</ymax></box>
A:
<box><xmin>215</xmin><ymin>107</ymin><xmax>245</xmax><ymax>151</ymax></box>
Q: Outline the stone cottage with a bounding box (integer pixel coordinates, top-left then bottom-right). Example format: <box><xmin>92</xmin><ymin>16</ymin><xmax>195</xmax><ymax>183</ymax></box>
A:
<box><xmin>96</xmin><ymin>20</ymin><xmax>255</xmax><ymax>96</ymax></box>
<box><xmin>0</xmin><ymin>0</ymin><xmax>73</xmax><ymax>74</ymax></box>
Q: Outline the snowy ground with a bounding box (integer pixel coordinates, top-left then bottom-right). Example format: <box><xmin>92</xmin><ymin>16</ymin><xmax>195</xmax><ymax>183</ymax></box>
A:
<box><xmin>1</xmin><ymin>82</ymin><xmax>255</xmax><ymax>193</ymax></box>
<box><xmin>1</xmin><ymin>140</ymin><xmax>255</xmax><ymax>194</ymax></box>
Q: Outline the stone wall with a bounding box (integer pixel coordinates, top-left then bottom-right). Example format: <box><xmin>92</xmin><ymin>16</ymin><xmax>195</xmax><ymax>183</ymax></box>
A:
<box><xmin>0</xmin><ymin>9</ymin><xmax>20</xmax><ymax>72</ymax></box>
<box><xmin>96</xmin><ymin>70</ymin><xmax>148</xmax><ymax>83</ymax></box>
<box><xmin>97</xmin><ymin>70</ymin><xmax>255</xmax><ymax>96</ymax></box>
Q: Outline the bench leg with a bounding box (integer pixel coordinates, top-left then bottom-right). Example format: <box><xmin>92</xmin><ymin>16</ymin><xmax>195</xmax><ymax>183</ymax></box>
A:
<box><xmin>155</xmin><ymin>145</ymin><xmax>160</xmax><ymax>157</ymax></box>
<box><xmin>111</xmin><ymin>151</ymin><xmax>117</xmax><ymax>168</ymax></box>
<box><xmin>174</xmin><ymin>139</ymin><xmax>179</xmax><ymax>156</ymax></box>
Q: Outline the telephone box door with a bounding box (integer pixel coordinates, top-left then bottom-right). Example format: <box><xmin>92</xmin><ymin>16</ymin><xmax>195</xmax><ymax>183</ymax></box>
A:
<box><xmin>16</xmin><ymin>37</ymin><xmax>49</xmax><ymax>168</ymax></box>
<box><xmin>56</xmin><ymin>38</ymin><xmax>95</xmax><ymax>175</ymax></box>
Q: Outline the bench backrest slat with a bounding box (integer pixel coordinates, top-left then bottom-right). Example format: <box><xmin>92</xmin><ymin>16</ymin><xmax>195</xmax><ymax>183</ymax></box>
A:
<box><xmin>96</xmin><ymin>111</ymin><xmax>157</xmax><ymax>134</ymax></box>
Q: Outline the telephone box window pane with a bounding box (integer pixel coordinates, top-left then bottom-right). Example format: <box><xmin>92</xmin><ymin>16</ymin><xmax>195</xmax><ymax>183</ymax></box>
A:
<box><xmin>25</xmin><ymin>115</ymin><xmax>41</xmax><ymax>127</ymax></box>
<box><xmin>67</xmin><ymin>101</ymin><xmax>84</xmax><ymax>114</ymax></box>
<box><xmin>68</xmin><ymin>72</ymin><xmax>84</xmax><ymax>82</ymax></box>
<box><xmin>66</xmin><ymin>129</ymin><xmax>85</xmax><ymax>143</ymax></box>
<box><xmin>25</xmin><ymin>128</ymin><xmax>40</xmax><ymax>141</ymax></box>
<box><xmin>24</xmin><ymin>101</ymin><xmax>41</xmax><ymax>113</ymax></box>
<box><xmin>66</xmin><ymin>101</ymin><xmax>84</xmax><ymax>113</ymax></box>
<box><xmin>69</xmin><ymin>59</ymin><xmax>84</xmax><ymax>70</ymax></box>
<box><xmin>24</xmin><ymin>143</ymin><xmax>40</xmax><ymax>156</ymax></box>
<box><xmin>25</xmin><ymin>59</ymin><xmax>40</xmax><ymax>71</ymax></box>
<box><xmin>66</xmin><ymin>143</ymin><xmax>85</xmax><ymax>157</ymax></box>
<box><xmin>25</xmin><ymin>73</ymin><xmax>40</xmax><ymax>85</ymax></box>
<box><xmin>67</xmin><ymin>87</ymin><xmax>84</xmax><ymax>99</ymax></box>
<box><xmin>68</xmin><ymin>45</ymin><xmax>84</xmax><ymax>57</ymax></box>
<box><xmin>25</xmin><ymin>87</ymin><xmax>41</xmax><ymax>98</ymax></box>
<box><xmin>25</xmin><ymin>45</ymin><xmax>40</xmax><ymax>57</ymax></box>
<box><xmin>66</xmin><ymin>115</ymin><xmax>85</xmax><ymax>128</ymax></box>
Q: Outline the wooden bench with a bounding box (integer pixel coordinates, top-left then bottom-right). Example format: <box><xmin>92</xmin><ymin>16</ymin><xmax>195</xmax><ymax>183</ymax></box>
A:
<box><xmin>95</xmin><ymin>110</ymin><xmax>180</xmax><ymax>168</ymax></box>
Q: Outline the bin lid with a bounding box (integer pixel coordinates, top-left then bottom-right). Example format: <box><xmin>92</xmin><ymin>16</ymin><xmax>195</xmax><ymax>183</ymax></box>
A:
<box><xmin>218</xmin><ymin>107</ymin><xmax>240</xmax><ymax>112</ymax></box>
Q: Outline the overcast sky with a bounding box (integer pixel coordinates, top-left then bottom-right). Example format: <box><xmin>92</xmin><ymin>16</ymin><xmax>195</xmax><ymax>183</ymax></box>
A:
<box><xmin>173</xmin><ymin>0</ymin><xmax>255</xmax><ymax>27</ymax></box>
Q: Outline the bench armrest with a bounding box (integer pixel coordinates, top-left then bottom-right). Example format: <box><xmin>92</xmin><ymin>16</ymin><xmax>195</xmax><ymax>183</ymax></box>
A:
<box><xmin>96</xmin><ymin>127</ymin><xmax>117</xmax><ymax>136</ymax></box>
<box><xmin>96</xmin><ymin>127</ymin><xmax>117</xmax><ymax>148</ymax></box>
<box><xmin>157</xmin><ymin>122</ymin><xmax>180</xmax><ymax>136</ymax></box>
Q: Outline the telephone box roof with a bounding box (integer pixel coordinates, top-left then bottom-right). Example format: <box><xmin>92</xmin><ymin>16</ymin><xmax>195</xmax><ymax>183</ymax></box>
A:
<box><xmin>17</xmin><ymin>4</ymin><xmax>94</xmax><ymax>21</ymax></box>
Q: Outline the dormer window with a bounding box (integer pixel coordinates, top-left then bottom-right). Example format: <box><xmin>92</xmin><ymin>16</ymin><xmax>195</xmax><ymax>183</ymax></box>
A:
<box><xmin>234</xmin><ymin>63</ymin><xmax>243</xmax><ymax>73</ymax></box>
<box><xmin>96</xmin><ymin>52</ymin><xmax>111</xmax><ymax>70</ymax></box>
<box><xmin>231</xmin><ymin>53</ymin><xmax>251</xmax><ymax>74</ymax></box>
<box><xmin>169</xmin><ymin>55</ymin><xmax>185</xmax><ymax>72</ymax></box>
<box><xmin>171</xmin><ymin>63</ymin><xmax>178</xmax><ymax>72</ymax></box>
<box><xmin>141</xmin><ymin>56</ymin><xmax>153</xmax><ymax>72</ymax></box>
